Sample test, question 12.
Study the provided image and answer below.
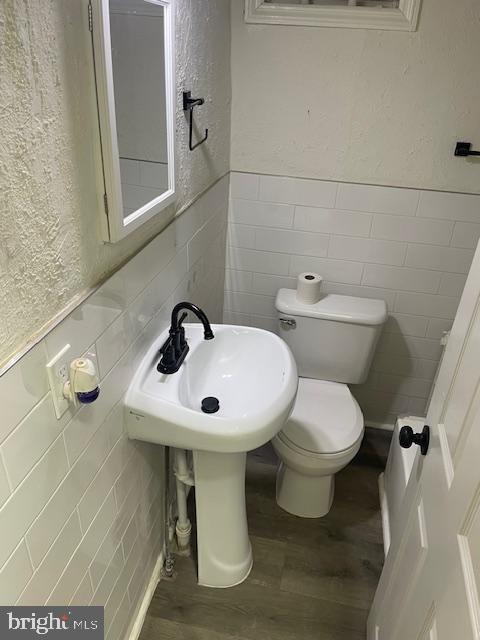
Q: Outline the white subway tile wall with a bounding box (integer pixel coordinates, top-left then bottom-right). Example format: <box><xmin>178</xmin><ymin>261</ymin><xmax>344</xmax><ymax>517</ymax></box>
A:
<box><xmin>120</xmin><ymin>159</ymin><xmax>169</xmax><ymax>215</ymax></box>
<box><xmin>224</xmin><ymin>172</ymin><xmax>480</xmax><ymax>428</ymax></box>
<box><xmin>0</xmin><ymin>176</ymin><xmax>228</xmax><ymax>638</ymax></box>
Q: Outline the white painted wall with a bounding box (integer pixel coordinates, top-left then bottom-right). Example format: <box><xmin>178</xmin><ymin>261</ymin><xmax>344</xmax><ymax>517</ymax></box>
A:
<box><xmin>0</xmin><ymin>0</ymin><xmax>230</xmax><ymax>367</ymax></box>
<box><xmin>229</xmin><ymin>0</ymin><xmax>480</xmax><ymax>428</ymax></box>
<box><xmin>231</xmin><ymin>0</ymin><xmax>480</xmax><ymax>194</ymax></box>
<box><xmin>0</xmin><ymin>175</ymin><xmax>228</xmax><ymax>636</ymax></box>
<box><xmin>224</xmin><ymin>172</ymin><xmax>480</xmax><ymax>427</ymax></box>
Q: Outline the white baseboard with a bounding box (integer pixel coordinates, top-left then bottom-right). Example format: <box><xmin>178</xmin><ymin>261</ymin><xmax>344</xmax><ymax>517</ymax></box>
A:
<box><xmin>126</xmin><ymin>550</ymin><xmax>164</xmax><ymax>640</ymax></box>
<box><xmin>378</xmin><ymin>472</ymin><xmax>391</xmax><ymax>556</ymax></box>
<box><xmin>365</xmin><ymin>420</ymin><xmax>395</xmax><ymax>431</ymax></box>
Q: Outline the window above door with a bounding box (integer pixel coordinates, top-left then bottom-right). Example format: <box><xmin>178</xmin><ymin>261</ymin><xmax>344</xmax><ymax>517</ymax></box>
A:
<box><xmin>244</xmin><ymin>0</ymin><xmax>422</xmax><ymax>31</ymax></box>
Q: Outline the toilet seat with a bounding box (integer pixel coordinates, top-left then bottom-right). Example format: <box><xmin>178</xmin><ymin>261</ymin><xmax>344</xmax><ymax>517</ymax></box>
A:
<box><xmin>280</xmin><ymin>378</ymin><xmax>364</xmax><ymax>455</ymax></box>
<box><xmin>276</xmin><ymin>429</ymin><xmax>363</xmax><ymax>462</ymax></box>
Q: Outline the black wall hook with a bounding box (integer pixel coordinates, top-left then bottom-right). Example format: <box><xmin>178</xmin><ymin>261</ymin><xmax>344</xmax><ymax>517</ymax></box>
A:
<box><xmin>454</xmin><ymin>142</ymin><xmax>480</xmax><ymax>158</ymax></box>
<box><xmin>183</xmin><ymin>91</ymin><xmax>209</xmax><ymax>151</ymax></box>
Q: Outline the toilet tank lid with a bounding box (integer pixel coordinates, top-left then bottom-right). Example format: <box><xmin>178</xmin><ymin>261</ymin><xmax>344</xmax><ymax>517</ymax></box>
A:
<box><xmin>275</xmin><ymin>289</ymin><xmax>387</xmax><ymax>326</ymax></box>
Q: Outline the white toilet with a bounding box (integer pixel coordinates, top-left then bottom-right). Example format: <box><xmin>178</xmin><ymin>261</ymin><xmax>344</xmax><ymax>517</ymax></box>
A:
<box><xmin>272</xmin><ymin>288</ymin><xmax>387</xmax><ymax>518</ymax></box>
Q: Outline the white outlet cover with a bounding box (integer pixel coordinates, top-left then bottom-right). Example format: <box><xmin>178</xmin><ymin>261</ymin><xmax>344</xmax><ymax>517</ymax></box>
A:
<box><xmin>46</xmin><ymin>344</ymin><xmax>71</xmax><ymax>419</ymax></box>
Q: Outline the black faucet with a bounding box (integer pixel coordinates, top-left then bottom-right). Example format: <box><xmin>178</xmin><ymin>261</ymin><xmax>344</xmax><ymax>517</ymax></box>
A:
<box><xmin>157</xmin><ymin>302</ymin><xmax>214</xmax><ymax>374</ymax></box>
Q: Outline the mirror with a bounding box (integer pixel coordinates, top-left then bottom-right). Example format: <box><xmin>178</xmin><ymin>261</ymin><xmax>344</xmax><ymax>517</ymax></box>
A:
<box><xmin>245</xmin><ymin>0</ymin><xmax>421</xmax><ymax>30</ymax></box>
<box><xmin>90</xmin><ymin>0</ymin><xmax>175</xmax><ymax>243</ymax></box>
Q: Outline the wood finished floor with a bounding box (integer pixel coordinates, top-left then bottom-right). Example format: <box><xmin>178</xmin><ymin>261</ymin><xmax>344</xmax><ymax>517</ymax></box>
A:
<box><xmin>139</xmin><ymin>428</ymin><xmax>391</xmax><ymax>640</ymax></box>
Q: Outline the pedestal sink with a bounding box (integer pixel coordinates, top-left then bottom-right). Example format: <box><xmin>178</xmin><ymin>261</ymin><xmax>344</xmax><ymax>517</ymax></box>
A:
<box><xmin>125</xmin><ymin>323</ymin><xmax>298</xmax><ymax>587</ymax></box>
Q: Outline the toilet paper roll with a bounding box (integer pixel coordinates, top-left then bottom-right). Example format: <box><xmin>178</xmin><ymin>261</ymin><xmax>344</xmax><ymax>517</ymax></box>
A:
<box><xmin>295</xmin><ymin>272</ymin><xmax>323</xmax><ymax>305</ymax></box>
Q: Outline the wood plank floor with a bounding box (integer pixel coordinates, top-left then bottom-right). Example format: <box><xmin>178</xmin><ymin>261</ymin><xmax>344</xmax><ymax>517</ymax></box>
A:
<box><xmin>139</xmin><ymin>428</ymin><xmax>391</xmax><ymax>640</ymax></box>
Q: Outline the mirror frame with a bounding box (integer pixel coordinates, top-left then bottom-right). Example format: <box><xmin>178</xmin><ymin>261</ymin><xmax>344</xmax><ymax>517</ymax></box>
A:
<box><xmin>244</xmin><ymin>0</ymin><xmax>422</xmax><ymax>31</ymax></box>
<box><xmin>90</xmin><ymin>0</ymin><xmax>176</xmax><ymax>243</ymax></box>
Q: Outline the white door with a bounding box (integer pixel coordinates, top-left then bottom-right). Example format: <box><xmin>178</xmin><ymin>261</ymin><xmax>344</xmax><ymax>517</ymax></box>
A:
<box><xmin>368</xmin><ymin>244</ymin><xmax>480</xmax><ymax>640</ymax></box>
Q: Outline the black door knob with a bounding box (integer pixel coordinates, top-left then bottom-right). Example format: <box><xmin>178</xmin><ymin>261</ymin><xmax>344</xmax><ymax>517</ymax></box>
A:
<box><xmin>399</xmin><ymin>425</ymin><xmax>430</xmax><ymax>456</ymax></box>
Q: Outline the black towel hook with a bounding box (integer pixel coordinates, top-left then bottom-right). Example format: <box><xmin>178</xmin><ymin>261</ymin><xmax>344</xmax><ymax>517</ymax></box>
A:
<box><xmin>183</xmin><ymin>91</ymin><xmax>209</xmax><ymax>151</ymax></box>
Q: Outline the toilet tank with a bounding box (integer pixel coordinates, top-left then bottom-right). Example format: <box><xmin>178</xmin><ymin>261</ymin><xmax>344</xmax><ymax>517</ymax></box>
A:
<box><xmin>275</xmin><ymin>289</ymin><xmax>387</xmax><ymax>384</ymax></box>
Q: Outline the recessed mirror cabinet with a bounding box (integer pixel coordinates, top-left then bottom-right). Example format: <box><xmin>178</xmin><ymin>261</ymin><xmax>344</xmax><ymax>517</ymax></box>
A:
<box><xmin>89</xmin><ymin>0</ymin><xmax>176</xmax><ymax>243</ymax></box>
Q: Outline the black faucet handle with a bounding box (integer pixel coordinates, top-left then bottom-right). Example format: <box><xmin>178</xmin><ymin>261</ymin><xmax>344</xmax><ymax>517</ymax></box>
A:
<box><xmin>157</xmin><ymin>335</ymin><xmax>176</xmax><ymax>372</ymax></box>
<box><xmin>175</xmin><ymin>313</ymin><xmax>188</xmax><ymax>352</ymax></box>
<box><xmin>159</xmin><ymin>334</ymin><xmax>173</xmax><ymax>354</ymax></box>
<box><xmin>178</xmin><ymin>312</ymin><xmax>188</xmax><ymax>327</ymax></box>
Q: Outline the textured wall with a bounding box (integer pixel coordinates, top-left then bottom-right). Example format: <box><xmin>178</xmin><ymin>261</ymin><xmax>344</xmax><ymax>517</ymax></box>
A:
<box><xmin>231</xmin><ymin>0</ymin><xmax>480</xmax><ymax>193</ymax></box>
<box><xmin>0</xmin><ymin>0</ymin><xmax>230</xmax><ymax>366</ymax></box>
<box><xmin>0</xmin><ymin>175</ymin><xmax>229</xmax><ymax>633</ymax></box>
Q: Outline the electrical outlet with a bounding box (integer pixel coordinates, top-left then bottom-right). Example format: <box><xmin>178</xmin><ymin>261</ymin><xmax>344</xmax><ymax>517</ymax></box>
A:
<box><xmin>46</xmin><ymin>344</ymin><xmax>72</xmax><ymax>419</ymax></box>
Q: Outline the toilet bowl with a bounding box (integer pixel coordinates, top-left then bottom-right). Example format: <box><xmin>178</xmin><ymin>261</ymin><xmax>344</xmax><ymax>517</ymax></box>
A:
<box><xmin>274</xmin><ymin>288</ymin><xmax>387</xmax><ymax>518</ymax></box>
<box><xmin>272</xmin><ymin>378</ymin><xmax>364</xmax><ymax>517</ymax></box>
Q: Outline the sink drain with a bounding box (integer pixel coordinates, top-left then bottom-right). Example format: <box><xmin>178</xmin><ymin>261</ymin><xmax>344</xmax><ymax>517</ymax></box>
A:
<box><xmin>201</xmin><ymin>396</ymin><xmax>220</xmax><ymax>414</ymax></box>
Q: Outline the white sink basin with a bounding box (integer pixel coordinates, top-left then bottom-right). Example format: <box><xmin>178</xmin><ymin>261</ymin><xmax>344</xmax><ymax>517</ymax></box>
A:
<box><xmin>124</xmin><ymin>322</ymin><xmax>298</xmax><ymax>589</ymax></box>
<box><xmin>125</xmin><ymin>323</ymin><xmax>297</xmax><ymax>453</ymax></box>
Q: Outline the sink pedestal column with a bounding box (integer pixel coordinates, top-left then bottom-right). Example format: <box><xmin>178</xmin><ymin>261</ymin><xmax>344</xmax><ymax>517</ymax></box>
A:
<box><xmin>193</xmin><ymin>450</ymin><xmax>253</xmax><ymax>588</ymax></box>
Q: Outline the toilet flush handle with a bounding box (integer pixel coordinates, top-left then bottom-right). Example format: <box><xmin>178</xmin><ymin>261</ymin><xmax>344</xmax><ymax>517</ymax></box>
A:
<box><xmin>279</xmin><ymin>317</ymin><xmax>296</xmax><ymax>329</ymax></box>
